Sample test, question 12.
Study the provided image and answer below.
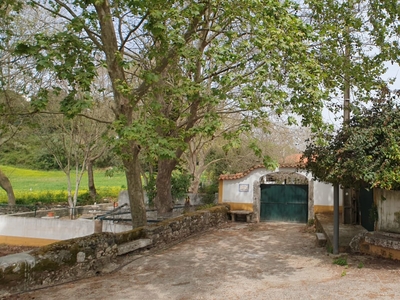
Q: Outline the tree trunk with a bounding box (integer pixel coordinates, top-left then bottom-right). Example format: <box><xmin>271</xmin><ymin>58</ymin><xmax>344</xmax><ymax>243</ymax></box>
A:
<box><xmin>87</xmin><ymin>160</ymin><xmax>97</xmax><ymax>201</ymax></box>
<box><xmin>122</xmin><ymin>142</ymin><xmax>147</xmax><ymax>228</ymax></box>
<box><xmin>154</xmin><ymin>159</ymin><xmax>177</xmax><ymax>214</ymax></box>
<box><xmin>190</xmin><ymin>177</ymin><xmax>201</xmax><ymax>195</ymax></box>
<box><xmin>0</xmin><ymin>168</ymin><xmax>16</xmax><ymax>206</ymax></box>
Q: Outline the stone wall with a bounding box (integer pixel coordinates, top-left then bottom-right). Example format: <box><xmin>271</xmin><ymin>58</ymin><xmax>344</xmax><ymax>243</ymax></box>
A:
<box><xmin>358</xmin><ymin>231</ymin><xmax>400</xmax><ymax>261</ymax></box>
<box><xmin>0</xmin><ymin>205</ymin><xmax>228</xmax><ymax>297</ymax></box>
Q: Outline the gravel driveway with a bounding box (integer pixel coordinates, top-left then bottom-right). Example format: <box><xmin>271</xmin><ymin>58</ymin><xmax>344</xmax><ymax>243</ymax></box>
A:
<box><xmin>12</xmin><ymin>222</ymin><xmax>400</xmax><ymax>300</ymax></box>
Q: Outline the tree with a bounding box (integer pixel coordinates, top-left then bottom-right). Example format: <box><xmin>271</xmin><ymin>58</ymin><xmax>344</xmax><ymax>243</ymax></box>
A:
<box><xmin>302</xmin><ymin>89</ymin><xmax>400</xmax><ymax>190</ymax></box>
<box><xmin>142</xmin><ymin>1</ymin><xmax>330</xmax><ymax>213</ymax></box>
<box><xmin>0</xmin><ymin>91</ymin><xmax>32</xmax><ymax>206</ymax></box>
<box><xmin>303</xmin><ymin>0</ymin><xmax>400</xmax><ymax>120</ymax></box>
<box><xmin>0</xmin><ymin>2</ymin><xmax>55</xmax><ymax>205</ymax></box>
<box><xmin>32</xmin><ymin>91</ymin><xmax>112</xmax><ymax>213</ymax></box>
<box><xmin>10</xmin><ymin>0</ymin><xmax>330</xmax><ymax>225</ymax></box>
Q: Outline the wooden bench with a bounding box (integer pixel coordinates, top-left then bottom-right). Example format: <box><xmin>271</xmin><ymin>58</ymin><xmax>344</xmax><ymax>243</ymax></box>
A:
<box><xmin>229</xmin><ymin>210</ymin><xmax>252</xmax><ymax>223</ymax></box>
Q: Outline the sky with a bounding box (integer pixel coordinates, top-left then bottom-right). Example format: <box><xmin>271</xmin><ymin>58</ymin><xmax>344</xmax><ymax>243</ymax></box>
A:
<box><xmin>322</xmin><ymin>62</ymin><xmax>400</xmax><ymax>128</ymax></box>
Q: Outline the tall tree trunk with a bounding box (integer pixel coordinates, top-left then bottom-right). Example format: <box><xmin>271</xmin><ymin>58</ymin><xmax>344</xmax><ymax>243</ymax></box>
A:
<box><xmin>190</xmin><ymin>177</ymin><xmax>201</xmax><ymax>195</ymax></box>
<box><xmin>0</xmin><ymin>168</ymin><xmax>16</xmax><ymax>206</ymax></box>
<box><xmin>87</xmin><ymin>160</ymin><xmax>97</xmax><ymax>201</ymax></box>
<box><xmin>154</xmin><ymin>159</ymin><xmax>177</xmax><ymax>214</ymax></box>
<box><xmin>122</xmin><ymin>142</ymin><xmax>147</xmax><ymax>228</ymax></box>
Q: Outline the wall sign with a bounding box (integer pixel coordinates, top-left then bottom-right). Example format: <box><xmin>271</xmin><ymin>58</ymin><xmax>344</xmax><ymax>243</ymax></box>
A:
<box><xmin>239</xmin><ymin>184</ymin><xmax>249</xmax><ymax>192</ymax></box>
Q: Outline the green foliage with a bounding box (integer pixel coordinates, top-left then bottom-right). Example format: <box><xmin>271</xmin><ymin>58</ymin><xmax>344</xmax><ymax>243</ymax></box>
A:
<box><xmin>199</xmin><ymin>182</ymin><xmax>219</xmax><ymax>205</ymax></box>
<box><xmin>0</xmin><ymin>165</ymin><xmax>126</xmax><ymax>204</ymax></box>
<box><xmin>15</xmin><ymin>31</ymin><xmax>96</xmax><ymax>117</ymax></box>
<box><xmin>143</xmin><ymin>174</ymin><xmax>156</xmax><ymax>207</ymax></box>
<box><xmin>333</xmin><ymin>256</ymin><xmax>348</xmax><ymax>266</ymax></box>
<box><xmin>305</xmin><ymin>0</ymin><xmax>399</xmax><ymax>110</ymax></box>
<box><xmin>357</xmin><ymin>262</ymin><xmax>364</xmax><ymax>269</ymax></box>
<box><xmin>1</xmin><ymin>188</ymin><xmax>121</xmax><ymax>206</ymax></box>
<box><xmin>144</xmin><ymin>171</ymin><xmax>192</xmax><ymax>204</ymax></box>
<box><xmin>303</xmin><ymin>90</ymin><xmax>400</xmax><ymax>190</ymax></box>
<box><xmin>196</xmin><ymin>203</ymin><xmax>216</xmax><ymax>211</ymax></box>
<box><xmin>171</xmin><ymin>172</ymin><xmax>192</xmax><ymax>201</ymax></box>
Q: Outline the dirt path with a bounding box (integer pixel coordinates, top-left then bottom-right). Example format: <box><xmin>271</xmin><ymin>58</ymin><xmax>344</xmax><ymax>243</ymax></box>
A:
<box><xmin>9</xmin><ymin>222</ymin><xmax>400</xmax><ymax>300</ymax></box>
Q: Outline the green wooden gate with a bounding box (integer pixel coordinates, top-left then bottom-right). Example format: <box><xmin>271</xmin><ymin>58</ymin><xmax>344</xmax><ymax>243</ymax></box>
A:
<box><xmin>260</xmin><ymin>184</ymin><xmax>308</xmax><ymax>223</ymax></box>
<box><xmin>359</xmin><ymin>188</ymin><xmax>374</xmax><ymax>231</ymax></box>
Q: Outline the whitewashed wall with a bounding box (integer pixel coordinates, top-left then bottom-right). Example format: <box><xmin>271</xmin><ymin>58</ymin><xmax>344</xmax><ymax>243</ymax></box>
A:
<box><xmin>375</xmin><ymin>189</ymin><xmax>400</xmax><ymax>233</ymax></box>
<box><xmin>221</xmin><ymin>167</ymin><xmax>313</xmax><ymax>204</ymax></box>
<box><xmin>0</xmin><ymin>216</ymin><xmax>130</xmax><ymax>241</ymax></box>
<box><xmin>221</xmin><ymin>169</ymin><xmax>274</xmax><ymax>204</ymax></box>
<box><xmin>313</xmin><ymin>181</ymin><xmax>343</xmax><ymax>207</ymax></box>
<box><xmin>220</xmin><ymin>166</ymin><xmax>342</xmax><ymax>214</ymax></box>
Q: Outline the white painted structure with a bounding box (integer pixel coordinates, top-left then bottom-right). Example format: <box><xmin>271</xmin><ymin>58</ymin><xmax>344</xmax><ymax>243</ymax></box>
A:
<box><xmin>219</xmin><ymin>165</ymin><xmax>343</xmax><ymax>221</ymax></box>
<box><xmin>375</xmin><ymin>189</ymin><xmax>400</xmax><ymax>233</ymax></box>
<box><xmin>0</xmin><ymin>215</ymin><xmax>131</xmax><ymax>246</ymax></box>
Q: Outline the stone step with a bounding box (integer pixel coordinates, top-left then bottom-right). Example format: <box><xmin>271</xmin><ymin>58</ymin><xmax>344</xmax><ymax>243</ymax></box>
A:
<box><xmin>117</xmin><ymin>239</ymin><xmax>152</xmax><ymax>256</ymax></box>
<box><xmin>316</xmin><ymin>232</ymin><xmax>327</xmax><ymax>247</ymax></box>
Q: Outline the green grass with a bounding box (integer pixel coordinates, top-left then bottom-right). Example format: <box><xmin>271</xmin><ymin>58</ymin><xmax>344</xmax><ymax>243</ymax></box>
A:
<box><xmin>332</xmin><ymin>256</ymin><xmax>348</xmax><ymax>266</ymax></box>
<box><xmin>0</xmin><ymin>165</ymin><xmax>127</xmax><ymax>204</ymax></box>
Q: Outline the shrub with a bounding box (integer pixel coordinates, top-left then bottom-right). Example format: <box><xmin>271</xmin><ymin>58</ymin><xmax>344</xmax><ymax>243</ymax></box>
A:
<box><xmin>199</xmin><ymin>182</ymin><xmax>218</xmax><ymax>205</ymax></box>
<box><xmin>333</xmin><ymin>256</ymin><xmax>347</xmax><ymax>266</ymax></box>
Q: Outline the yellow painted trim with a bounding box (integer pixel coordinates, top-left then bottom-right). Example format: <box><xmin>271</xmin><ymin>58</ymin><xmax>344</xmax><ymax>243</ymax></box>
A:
<box><xmin>362</xmin><ymin>243</ymin><xmax>400</xmax><ymax>261</ymax></box>
<box><xmin>222</xmin><ymin>202</ymin><xmax>253</xmax><ymax>211</ymax></box>
<box><xmin>218</xmin><ymin>180</ymin><xmax>223</xmax><ymax>204</ymax></box>
<box><xmin>0</xmin><ymin>236</ymin><xmax>59</xmax><ymax>247</ymax></box>
<box><xmin>314</xmin><ymin>205</ymin><xmax>343</xmax><ymax>214</ymax></box>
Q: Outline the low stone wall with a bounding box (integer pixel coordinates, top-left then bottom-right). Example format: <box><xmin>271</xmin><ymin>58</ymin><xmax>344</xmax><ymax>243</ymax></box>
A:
<box><xmin>359</xmin><ymin>231</ymin><xmax>400</xmax><ymax>261</ymax></box>
<box><xmin>0</xmin><ymin>205</ymin><xmax>228</xmax><ymax>296</ymax></box>
<box><xmin>146</xmin><ymin>206</ymin><xmax>227</xmax><ymax>250</ymax></box>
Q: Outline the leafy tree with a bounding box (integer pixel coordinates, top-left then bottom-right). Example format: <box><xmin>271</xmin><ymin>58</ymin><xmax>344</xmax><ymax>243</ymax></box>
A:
<box><xmin>143</xmin><ymin>1</ymin><xmax>329</xmax><ymax>213</ymax></box>
<box><xmin>0</xmin><ymin>91</ymin><xmax>31</xmax><ymax>206</ymax></box>
<box><xmin>0</xmin><ymin>2</ymin><xmax>55</xmax><ymax>205</ymax></box>
<box><xmin>302</xmin><ymin>89</ymin><xmax>400</xmax><ymax>190</ymax></box>
<box><xmin>303</xmin><ymin>0</ymin><xmax>400</xmax><ymax>121</ymax></box>
<box><xmin>11</xmin><ymin>0</ymin><xmax>328</xmax><ymax>225</ymax></box>
<box><xmin>32</xmin><ymin>91</ymin><xmax>113</xmax><ymax>211</ymax></box>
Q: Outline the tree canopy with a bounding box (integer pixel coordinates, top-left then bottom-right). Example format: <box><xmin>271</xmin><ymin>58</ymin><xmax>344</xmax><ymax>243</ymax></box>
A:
<box><xmin>2</xmin><ymin>0</ymin><xmax>400</xmax><ymax>222</ymax></box>
<box><xmin>302</xmin><ymin>89</ymin><xmax>400</xmax><ymax>190</ymax></box>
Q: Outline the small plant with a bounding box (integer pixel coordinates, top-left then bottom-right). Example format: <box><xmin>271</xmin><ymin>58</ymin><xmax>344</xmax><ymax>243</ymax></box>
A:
<box><xmin>333</xmin><ymin>256</ymin><xmax>348</xmax><ymax>266</ymax></box>
<box><xmin>341</xmin><ymin>270</ymin><xmax>346</xmax><ymax>277</ymax></box>
<box><xmin>196</xmin><ymin>203</ymin><xmax>216</xmax><ymax>210</ymax></box>
<box><xmin>357</xmin><ymin>262</ymin><xmax>364</xmax><ymax>269</ymax></box>
<box><xmin>307</xmin><ymin>218</ymin><xmax>315</xmax><ymax>226</ymax></box>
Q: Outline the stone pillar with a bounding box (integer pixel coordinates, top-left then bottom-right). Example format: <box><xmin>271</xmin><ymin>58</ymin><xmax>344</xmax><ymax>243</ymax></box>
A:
<box><xmin>94</xmin><ymin>219</ymin><xmax>103</xmax><ymax>233</ymax></box>
<box><xmin>253</xmin><ymin>180</ymin><xmax>260</xmax><ymax>223</ymax></box>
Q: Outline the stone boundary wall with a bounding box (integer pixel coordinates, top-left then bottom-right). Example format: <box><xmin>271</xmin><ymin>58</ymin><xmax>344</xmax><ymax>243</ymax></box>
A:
<box><xmin>0</xmin><ymin>205</ymin><xmax>229</xmax><ymax>296</ymax></box>
<box><xmin>358</xmin><ymin>231</ymin><xmax>400</xmax><ymax>261</ymax></box>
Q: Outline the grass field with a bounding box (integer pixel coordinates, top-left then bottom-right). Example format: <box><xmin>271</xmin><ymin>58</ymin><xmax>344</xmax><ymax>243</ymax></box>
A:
<box><xmin>0</xmin><ymin>165</ymin><xmax>128</xmax><ymax>204</ymax></box>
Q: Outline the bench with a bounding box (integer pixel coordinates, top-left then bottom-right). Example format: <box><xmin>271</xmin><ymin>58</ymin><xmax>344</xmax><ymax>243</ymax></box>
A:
<box><xmin>229</xmin><ymin>210</ymin><xmax>252</xmax><ymax>223</ymax></box>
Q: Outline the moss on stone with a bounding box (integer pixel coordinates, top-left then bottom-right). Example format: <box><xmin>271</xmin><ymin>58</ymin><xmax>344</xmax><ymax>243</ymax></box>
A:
<box><xmin>115</xmin><ymin>227</ymin><xmax>146</xmax><ymax>245</ymax></box>
<box><xmin>0</xmin><ymin>264</ymin><xmax>27</xmax><ymax>287</ymax></box>
<box><xmin>31</xmin><ymin>258</ymin><xmax>60</xmax><ymax>273</ymax></box>
<box><xmin>208</xmin><ymin>205</ymin><xmax>229</xmax><ymax>214</ymax></box>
